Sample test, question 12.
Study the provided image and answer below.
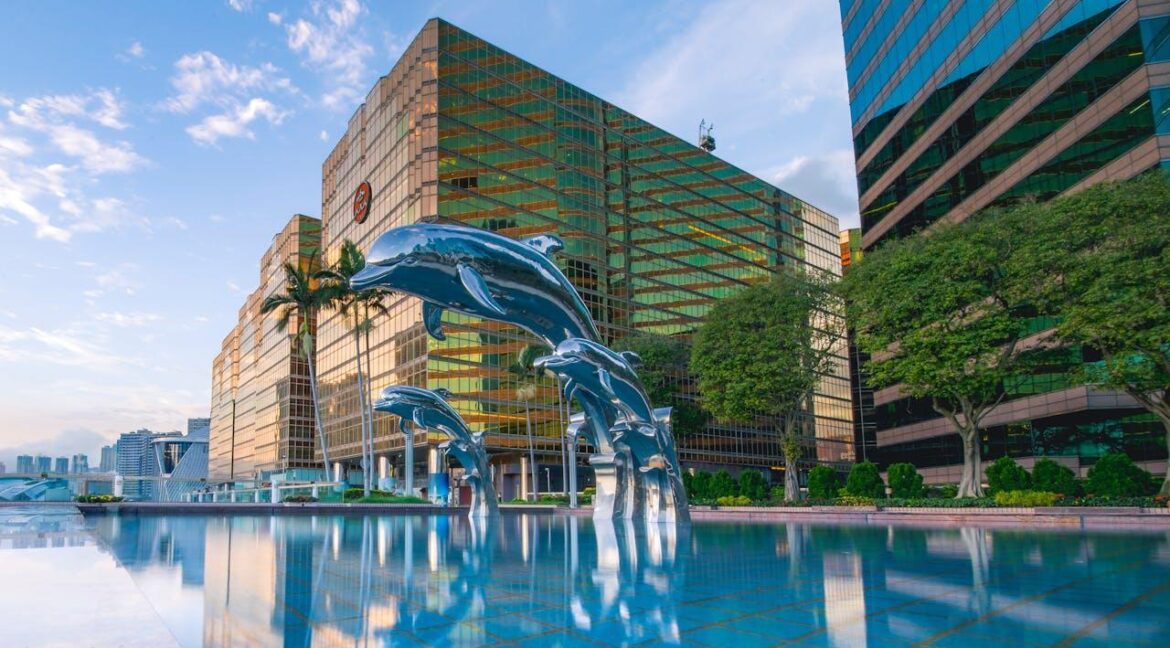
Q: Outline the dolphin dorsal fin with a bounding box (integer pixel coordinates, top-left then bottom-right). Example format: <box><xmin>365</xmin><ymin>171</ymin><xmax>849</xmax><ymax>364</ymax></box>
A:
<box><xmin>457</xmin><ymin>263</ymin><xmax>506</xmax><ymax>316</ymax></box>
<box><xmin>434</xmin><ymin>388</ymin><xmax>453</xmax><ymax>401</ymax></box>
<box><xmin>619</xmin><ymin>351</ymin><xmax>642</xmax><ymax>369</ymax></box>
<box><xmin>423</xmin><ymin>302</ymin><xmax>445</xmax><ymax>341</ymax></box>
<box><xmin>522</xmin><ymin>234</ymin><xmax>564</xmax><ymax>258</ymax></box>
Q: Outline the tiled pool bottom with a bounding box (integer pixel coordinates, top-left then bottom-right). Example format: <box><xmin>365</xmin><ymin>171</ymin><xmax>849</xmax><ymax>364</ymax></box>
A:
<box><xmin>4</xmin><ymin>508</ymin><xmax>1170</xmax><ymax>646</ymax></box>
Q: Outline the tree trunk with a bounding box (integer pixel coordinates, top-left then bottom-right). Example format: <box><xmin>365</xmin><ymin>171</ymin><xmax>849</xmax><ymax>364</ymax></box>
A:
<box><xmin>783</xmin><ymin>419</ymin><xmax>802</xmax><ymax>502</ymax></box>
<box><xmin>364</xmin><ymin>323</ymin><xmax>377</xmax><ymax>492</ymax></box>
<box><xmin>353</xmin><ymin>328</ymin><xmax>371</xmax><ymax>497</ymax></box>
<box><xmin>525</xmin><ymin>397</ymin><xmax>538</xmax><ymax>501</ymax></box>
<box><xmin>957</xmin><ymin>425</ymin><xmax>984</xmax><ymax>498</ymax></box>
<box><xmin>304</xmin><ymin>349</ymin><xmax>332</xmax><ymax>471</ymax></box>
<box><xmin>1155</xmin><ymin>406</ymin><xmax>1170</xmax><ymax>497</ymax></box>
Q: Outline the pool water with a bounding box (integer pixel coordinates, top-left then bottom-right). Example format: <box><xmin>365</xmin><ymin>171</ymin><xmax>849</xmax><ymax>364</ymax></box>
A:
<box><xmin>5</xmin><ymin>508</ymin><xmax>1170</xmax><ymax>646</ymax></box>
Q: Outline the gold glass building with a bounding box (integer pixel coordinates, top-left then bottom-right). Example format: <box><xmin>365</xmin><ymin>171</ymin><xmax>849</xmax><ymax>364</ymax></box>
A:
<box><xmin>209</xmin><ymin>214</ymin><xmax>322</xmax><ymax>482</ymax></box>
<box><xmin>315</xmin><ymin>19</ymin><xmax>852</xmax><ymax>491</ymax></box>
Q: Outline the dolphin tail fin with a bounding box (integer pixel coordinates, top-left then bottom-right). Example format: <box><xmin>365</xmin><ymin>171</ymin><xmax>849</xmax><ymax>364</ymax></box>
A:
<box><xmin>457</xmin><ymin>263</ymin><xmax>506</xmax><ymax>316</ymax></box>
<box><xmin>619</xmin><ymin>351</ymin><xmax>642</xmax><ymax>369</ymax></box>
<box><xmin>423</xmin><ymin>301</ymin><xmax>445</xmax><ymax>340</ymax></box>
<box><xmin>522</xmin><ymin>234</ymin><xmax>564</xmax><ymax>257</ymax></box>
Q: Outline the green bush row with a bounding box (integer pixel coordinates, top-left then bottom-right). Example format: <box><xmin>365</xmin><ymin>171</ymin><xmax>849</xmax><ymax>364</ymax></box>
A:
<box><xmin>986</xmin><ymin>454</ymin><xmax>1159</xmax><ymax>497</ymax></box>
<box><xmin>75</xmin><ymin>494</ymin><xmax>124</xmax><ymax>503</ymax></box>
<box><xmin>682</xmin><ymin>469</ymin><xmax>772</xmax><ymax>502</ymax></box>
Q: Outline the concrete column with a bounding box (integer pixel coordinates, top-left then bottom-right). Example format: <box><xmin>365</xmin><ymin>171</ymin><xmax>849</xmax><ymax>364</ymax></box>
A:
<box><xmin>271</xmin><ymin>482</ymin><xmax>281</xmax><ymax>504</ymax></box>
<box><xmin>311</xmin><ymin>485</ymin><xmax>319</xmax><ymax>499</ymax></box>
<box><xmin>332</xmin><ymin>461</ymin><xmax>342</xmax><ymax>483</ymax></box>
<box><xmin>404</xmin><ymin>427</ymin><xmax>414</xmax><ymax>497</ymax></box>
<box><xmin>378</xmin><ymin>455</ymin><xmax>390</xmax><ymax>491</ymax></box>
<box><xmin>520</xmin><ymin>456</ymin><xmax>530</xmax><ymax>501</ymax></box>
<box><xmin>567</xmin><ymin>436</ymin><xmax>578</xmax><ymax>508</ymax></box>
<box><xmin>427</xmin><ymin>446</ymin><xmax>448</xmax><ymax>506</ymax></box>
<box><xmin>230</xmin><ymin>490</ymin><xmax>237</xmax><ymax>503</ymax></box>
<box><xmin>113</xmin><ymin>474</ymin><xmax>123</xmax><ymax>498</ymax></box>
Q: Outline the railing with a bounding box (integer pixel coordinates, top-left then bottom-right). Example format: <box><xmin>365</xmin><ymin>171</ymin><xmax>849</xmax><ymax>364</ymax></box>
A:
<box><xmin>186</xmin><ymin>481</ymin><xmax>346</xmax><ymax>504</ymax></box>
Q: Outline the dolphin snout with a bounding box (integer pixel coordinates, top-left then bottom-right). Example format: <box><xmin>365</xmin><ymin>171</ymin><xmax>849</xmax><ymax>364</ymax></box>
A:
<box><xmin>350</xmin><ymin>263</ymin><xmax>393</xmax><ymax>290</ymax></box>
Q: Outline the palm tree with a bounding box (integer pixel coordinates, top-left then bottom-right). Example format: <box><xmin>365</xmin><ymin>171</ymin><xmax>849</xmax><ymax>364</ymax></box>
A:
<box><xmin>260</xmin><ymin>258</ymin><xmax>333</xmax><ymax>472</ymax></box>
<box><xmin>508</xmin><ymin>344</ymin><xmax>547</xmax><ymax>501</ymax></box>
<box><xmin>319</xmin><ymin>240</ymin><xmax>393</xmax><ymax>497</ymax></box>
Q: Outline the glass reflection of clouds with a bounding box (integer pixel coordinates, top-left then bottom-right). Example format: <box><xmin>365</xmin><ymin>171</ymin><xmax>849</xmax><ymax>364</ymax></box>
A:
<box><xmin>82</xmin><ymin>513</ymin><xmax>1170</xmax><ymax>646</ymax></box>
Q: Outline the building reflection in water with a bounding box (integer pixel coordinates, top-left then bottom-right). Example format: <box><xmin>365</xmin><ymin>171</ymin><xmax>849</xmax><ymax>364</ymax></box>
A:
<box><xmin>91</xmin><ymin>514</ymin><xmax>1170</xmax><ymax>647</ymax></box>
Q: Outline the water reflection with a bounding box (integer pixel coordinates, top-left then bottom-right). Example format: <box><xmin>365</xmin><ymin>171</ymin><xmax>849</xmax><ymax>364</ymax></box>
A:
<box><xmin>88</xmin><ymin>514</ymin><xmax>1170</xmax><ymax>647</ymax></box>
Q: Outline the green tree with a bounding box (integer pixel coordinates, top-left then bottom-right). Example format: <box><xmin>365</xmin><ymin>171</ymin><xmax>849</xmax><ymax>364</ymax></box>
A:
<box><xmin>840</xmin><ymin>211</ymin><xmax>1033</xmax><ymax>497</ymax></box>
<box><xmin>319</xmin><ymin>240</ymin><xmax>394</xmax><ymax>497</ymax></box>
<box><xmin>807</xmin><ymin>465</ymin><xmax>842</xmax><ymax>499</ymax></box>
<box><xmin>691</xmin><ymin>272</ymin><xmax>842</xmax><ymax>502</ymax></box>
<box><xmin>1031</xmin><ymin>459</ymin><xmax>1078</xmax><ymax>496</ymax></box>
<box><xmin>709</xmin><ymin>469</ymin><xmax>738</xmax><ymax>498</ymax></box>
<box><xmin>737</xmin><ymin>470</ymin><xmax>768</xmax><ymax>501</ymax></box>
<box><xmin>1085</xmin><ymin>453</ymin><xmax>1155</xmax><ymax>497</ymax></box>
<box><xmin>687</xmin><ymin>470</ymin><xmax>712</xmax><ymax>500</ymax></box>
<box><xmin>845</xmin><ymin>461</ymin><xmax>885</xmax><ymax>498</ymax></box>
<box><xmin>260</xmin><ymin>258</ymin><xmax>333</xmax><ymax>471</ymax></box>
<box><xmin>612</xmin><ymin>333</ymin><xmax>709</xmax><ymax>437</ymax></box>
<box><xmin>887</xmin><ymin>463</ymin><xmax>925</xmax><ymax>498</ymax></box>
<box><xmin>1009</xmin><ymin>174</ymin><xmax>1170</xmax><ymax>495</ymax></box>
<box><xmin>986</xmin><ymin>456</ymin><xmax>1030</xmax><ymax>494</ymax></box>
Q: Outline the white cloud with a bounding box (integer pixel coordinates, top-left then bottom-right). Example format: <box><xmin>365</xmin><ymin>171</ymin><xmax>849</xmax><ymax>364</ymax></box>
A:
<box><xmin>93</xmin><ymin>264</ymin><xmax>142</xmax><ymax>297</ymax></box>
<box><xmin>268</xmin><ymin>12</ymin><xmax>283</xmax><ymax>25</ymax></box>
<box><xmin>227</xmin><ymin>280</ymin><xmax>242</xmax><ymax>292</ymax></box>
<box><xmin>227</xmin><ymin>0</ymin><xmax>252</xmax><ymax>11</ymax></box>
<box><xmin>282</xmin><ymin>0</ymin><xmax>373</xmax><ymax>108</ymax></box>
<box><xmin>95</xmin><ymin>312</ymin><xmax>162</xmax><ymax>327</ymax></box>
<box><xmin>165</xmin><ymin>51</ymin><xmax>293</xmax><ymax>113</ymax></box>
<box><xmin>772</xmin><ymin>150</ymin><xmax>861</xmax><ymax>228</ymax></box>
<box><xmin>319</xmin><ymin>129</ymin><xmax>328</xmax><ymax>142</ymax></box>
<box><xmin>5</xmin><ymin>89</ymin><xmax>144</xmax><ymax>174</ymax></box>
<box><xmin>127</xmin><ymin>41</ymin><xmax>145</xmax><ymax>58</ymax></box>
<box><xmin>46</xmin><ymin>124</ymin><xmax>144</xmax><ymax>173</ymax></box>
<box><xmin>0</xmin><ymin>324</ymin><xmax>133</xmax><ymax>369</ymax></box>
<box><xmin>187</xmin><ymin>97</ymin><xmax>288</xmax><ymax>145</ymax></box>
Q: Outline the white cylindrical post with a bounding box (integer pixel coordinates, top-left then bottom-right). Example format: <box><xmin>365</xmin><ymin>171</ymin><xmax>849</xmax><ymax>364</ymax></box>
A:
<box><xmin>520</xmin><ymin>456</ymin><xmax>529</xmax><ymax>501</ymax></box>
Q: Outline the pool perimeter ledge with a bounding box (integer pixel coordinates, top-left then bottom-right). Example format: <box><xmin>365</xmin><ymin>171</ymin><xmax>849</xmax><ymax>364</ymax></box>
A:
<box><xmin>689</xmin><ymin>505</ymin><xmax>1170</xmax><ymax>529</ymax></box>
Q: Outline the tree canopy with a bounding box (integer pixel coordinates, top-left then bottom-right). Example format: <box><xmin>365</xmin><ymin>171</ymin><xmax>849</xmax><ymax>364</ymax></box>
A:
<box><xmin>690</xmin><ymin>271</ymin><xmax>841</xmax><ymax>500</ymax></box>
<box><xmin>611</xmin><ymin>333</ymin><xmax>708</xmax><ymax>437</ymax></box>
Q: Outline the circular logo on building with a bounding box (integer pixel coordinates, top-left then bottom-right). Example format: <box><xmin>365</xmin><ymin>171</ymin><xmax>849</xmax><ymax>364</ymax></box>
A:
<box><xmin>353</xmin><ymin>181</ymin><xmax>372</xmax><ymax>224</ymax></box>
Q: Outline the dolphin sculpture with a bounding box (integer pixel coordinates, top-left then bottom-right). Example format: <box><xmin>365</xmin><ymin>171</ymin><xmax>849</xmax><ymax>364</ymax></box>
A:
<box><xmin>373</xmin><ymin>386</ymin><xmax>498</xmax><ymax>518</ymax></box>
<box><xmin>350</xmin><ymin>222</ymin><xmax>599</xmax><ymax>347</ymax></box>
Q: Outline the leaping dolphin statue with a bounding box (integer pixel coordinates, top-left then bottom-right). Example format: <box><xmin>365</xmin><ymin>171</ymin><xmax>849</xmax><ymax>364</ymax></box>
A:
<box><xmin>373</xmin><ymin>385</ymin><xmax>498</xmax><ymax>518</ymax></box>
<box><xmin>534</xmin><ymin>338</ymin><xmax>656</xmax><ymax>432</ymax></box>
<box><xmin>350</xmin><ymin>223</ymin><xmax>599</xmax><ymax>347</ymax></box>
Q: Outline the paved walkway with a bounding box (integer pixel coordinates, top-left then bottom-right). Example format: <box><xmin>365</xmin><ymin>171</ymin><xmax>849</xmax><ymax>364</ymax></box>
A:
<box><xmin>0</xmin><ymin>505</ymin><xmax>182</xmax><ymax>647</ymax></box>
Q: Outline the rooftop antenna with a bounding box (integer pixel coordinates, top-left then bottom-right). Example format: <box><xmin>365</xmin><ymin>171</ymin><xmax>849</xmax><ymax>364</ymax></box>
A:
<box><xmin>698</xmin><ymin>120</ymin><xmax>716</xmax><ymax>152</ymax></box>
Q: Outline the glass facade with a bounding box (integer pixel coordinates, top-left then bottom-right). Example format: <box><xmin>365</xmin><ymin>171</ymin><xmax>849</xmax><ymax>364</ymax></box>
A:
<box><xmin>840</xmin><ymin>0</ymin><xmax>1170</xmax><ymax>478</ymax></box>
<box><xmin>209</xmin><ymin>215</ymin><xmax>322</xmax><ymax>481</ymax></box>
<box><xmin>314</xmin><ymin>19</ymin><xmax>851</xmax><ymax>482</ymax></box>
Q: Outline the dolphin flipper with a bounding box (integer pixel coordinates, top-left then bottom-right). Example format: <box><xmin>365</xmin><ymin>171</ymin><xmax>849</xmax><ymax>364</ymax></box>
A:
<box><xmin>522</xmin><ymin>234</ymin><xmax>564</xmax><ymax>257</ymax></box>
<box><xmin>457</xmin><ymin>263</ymin><xmax>506</xmax><ymax>316</ymax></box>
<box><xmin>423</xmin><ymin>301</ymin><xmax>446</xmax><ymax>340</ymax></box>
<box><xmin>619</xmin><ymin>351</ymin><xmax>642</xmax><ymax>369</ymax></box>
<box><xmin>412</xmin><ymin>409</ymin><xmax>427</xmax><ymax>430</ymax></box>
<box><xmin>598</xmin><ymin>368</ymin><xmax>617</xmax><ymax>399</ymax></box>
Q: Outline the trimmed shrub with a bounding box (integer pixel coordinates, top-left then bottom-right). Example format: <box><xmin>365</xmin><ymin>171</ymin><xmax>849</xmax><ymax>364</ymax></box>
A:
<box><xmin>687</xmin><ymin>470</ymin><xmax>712</xmax><ymax>500</ymax></box>
<box><xmin>738</xmin><ymin>470</ymin><xmax>768</xmax><ymax>501</ymax></box>
<box><xmin>710</xmin><ymin>470</ymin><xmax>738</xmax><ymax>498</ymax></box>
<box><xmin>75</xmin><ymin>494</ymin><xmax>124</xmax><ymax>503</ymax></box>
<box><xmin>986</xmin><ymin>456</ymin><xmax>1030</xmax><ymax>494</ymax></box>
<box><xmin>835</xmin><ymin>494</ymin><xmax>876</xmax><ymax>506</ymax></box>
<box><xmin>769</xmin><ymin>486</ymin><xmax>785</xmax><ymax>502</ymax></box>
<box><xmin>930</xmin><ymin>484</ymin><xmax>960</xmax><ymax>499</ymax></box>
<box><xmin>887</xmin><ymin>463</ymin><xmax>925</xmax><ymax>498</ymax></box>
<box><xmin>1031</xmin><ymin>459</ymin><xmax>1078</xmax><ymax>496</ymax></box>
<box><xmin>1085</xmin><ymin>453</ymin><xmax>1156</xmax><ymax>497</ymax></box>
<box><xmin>283</xmin><ymin>494</ymin><xmax>317</xmax><ymax>503</ymax></box>
<box><xmin>716</xmin><ymin>495</ymin><xmax>752</xmax><ymax>507</ymax></box>
<box><xmin>994</xmin><ymin>490</ymin><xmax>1060</xmax><ymax>507</ymax></box>
<box><xmin>807</xmin><ymin>465</ymin><xmax>843</xmax><ymax>499</ymax></box>
<box><xmin>845</xmin><ymin>461</ymin><xmax>885</xmax><ymax>498</ymax></box>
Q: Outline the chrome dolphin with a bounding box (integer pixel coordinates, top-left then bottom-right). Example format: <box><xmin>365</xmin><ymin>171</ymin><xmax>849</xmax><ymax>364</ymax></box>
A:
<box><xmin>534</xmin><ymin>338</ymin><xmax>654</xmax><ymax>429</ymax></box>
<box><xmin>350</xmin><ymin>223</ymin><xmax>599</xmax><ymax>347</ymax></box>
<box><xmin>373</xmin><ymin>385</ymin><xmax>498</xmax><ymax>518</ymax></box>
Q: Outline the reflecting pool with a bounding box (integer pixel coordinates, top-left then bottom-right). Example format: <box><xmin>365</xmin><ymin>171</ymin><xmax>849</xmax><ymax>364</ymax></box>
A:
<box><xmin>9</xmin><ymin>509</ymin><xmax>1170</xmax><ymax>646</ymax></box>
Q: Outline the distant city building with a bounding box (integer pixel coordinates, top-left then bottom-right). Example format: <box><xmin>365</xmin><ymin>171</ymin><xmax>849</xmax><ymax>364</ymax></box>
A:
<box><xmin>53</xmin><ymin>457</ymin><xmax>68</xmax><ymax>475</ymax></box>
<box><xmin>99</xmin><ymin>445</ymin><xmax>118</xmax><ymax>472</ymax></box>
<box><xmin>0</xmin><ymin>462</ymin><xmax>6</xmax><ymax>474</ymax></box>
<box><xmin>210</xmin><ymin>215</ymin><xmax>322</xmax><ymax>482</ymax></box>
<box><xmin>152</xmin><ymin>421</ymin><xmax>210</xmax><ymax>502</ymax></box>
<box><xmin>16</xmin><ymin>455</ymin><xmax>33</xmax><ymax>474</ymax></box>
<box><xmin>71</xmin><ymin>454</ymin><xmax>89</xmax><ymax>474</ymax></box>
<box><xmin>35</xmin><ymin>456</ymin><xmax>51</xmax><ymax>474</ymax></box>
<box><xmin>117</xmin><ymin>429</ymin><xmax>180</xmax><ymax>500</ymax></box>
<box><xmin>187</xmin><ymin>418</ymin><xmax>211</xmax><ymax>438</ymax></box>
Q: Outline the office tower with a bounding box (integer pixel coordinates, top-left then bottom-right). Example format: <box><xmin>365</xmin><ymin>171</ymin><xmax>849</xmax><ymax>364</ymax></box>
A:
<box><xmin>840</xmin><ymin>1</ymin><xmax>1170</xmax><ymax>479</ymax></box>
<box><xmin>35</xmin><ymin>455</ymin><xmax>51</xmax><ymax>474</ymax></box>
<box><xmin>70</xmin><ymin>454</ymin><xmax>89</xmax><ymax>474</ymax></box>
<box><xmin>210</xmin><ymin>215</ymin><xmax>322</xmax><ymax>482</ymax></box>
<box><xmin>99</xmin><ymin>445</ymin><xmax>118</xmax><ymax>472</ymax></box>
<box><xmin>313</xmin><ymin>18</ymin><xmax>851</xmax><ymax>490</ymax></box>
<box><xmin>16</xmin><ymin>455</ymin><xmax>33</xmax><ymax>474</ymax></box>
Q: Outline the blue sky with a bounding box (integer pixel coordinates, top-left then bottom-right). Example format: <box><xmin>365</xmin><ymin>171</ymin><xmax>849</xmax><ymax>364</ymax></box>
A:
<box><xmin>0</xmin><ymin>0</ymin><xmax>856</xmax><ymax>466</ymax></box>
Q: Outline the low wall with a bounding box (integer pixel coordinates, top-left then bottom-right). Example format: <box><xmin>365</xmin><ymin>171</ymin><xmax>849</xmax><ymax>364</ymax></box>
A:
<box><xmin>690</xmin><ymin>505</ymin><xmax>1170</xmax><ymax>529</ymax></box>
